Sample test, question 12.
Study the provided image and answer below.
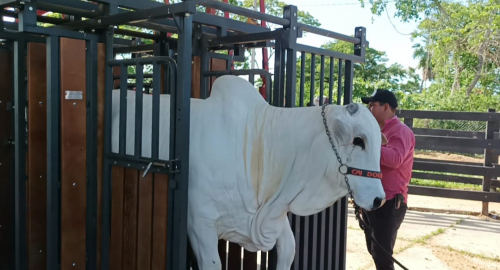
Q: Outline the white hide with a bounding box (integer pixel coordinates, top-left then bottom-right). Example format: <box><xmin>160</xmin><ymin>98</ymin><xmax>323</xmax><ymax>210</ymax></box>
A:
<box><xmin>111</xmin><ymin>75</ymin><xmax>386</xmax><ymax>270</ymax></box>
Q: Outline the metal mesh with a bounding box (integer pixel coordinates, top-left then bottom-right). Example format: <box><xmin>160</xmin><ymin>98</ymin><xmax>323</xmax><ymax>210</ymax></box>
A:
<box><xmin>412</xmin><ymin>118</ymin><xmax>486</xmax><ymax>132</ymax></box>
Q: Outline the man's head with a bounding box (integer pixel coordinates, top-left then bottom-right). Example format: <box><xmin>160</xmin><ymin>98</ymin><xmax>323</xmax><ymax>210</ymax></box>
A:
<box><xmin>361</xmin><ymin>89</ymin><xmax>398</xmax><ymax>125</ymax></box>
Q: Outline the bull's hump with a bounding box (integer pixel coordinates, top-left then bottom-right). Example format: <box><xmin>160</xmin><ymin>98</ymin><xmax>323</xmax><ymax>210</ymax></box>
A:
<box><xmin>209</xmin><ymin>75</ymin><xmax>267</xmax><ymax>110</ymax></box>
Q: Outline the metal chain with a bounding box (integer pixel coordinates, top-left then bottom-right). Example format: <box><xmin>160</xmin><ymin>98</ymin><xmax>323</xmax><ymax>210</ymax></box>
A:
<box><xmin>321</xmin><ymin>104</ymin><xmax>354</xmax><ymax>200</ymax></box>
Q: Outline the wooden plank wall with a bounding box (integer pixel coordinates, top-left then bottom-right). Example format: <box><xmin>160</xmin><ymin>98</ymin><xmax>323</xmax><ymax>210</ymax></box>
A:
<box><xmin>27</xmin><ymin>42</ymin><xmax>48</xmax><ymax>270</ymax></box>
<box><xmin>60</xmin><ymin>38</ymin><xmax>87</xmax><ymax>270</ymax></box>
<box><xmin>0</xmin><ymin>44</ymin><xmax>14</xmax><ymax>270</ymax></box>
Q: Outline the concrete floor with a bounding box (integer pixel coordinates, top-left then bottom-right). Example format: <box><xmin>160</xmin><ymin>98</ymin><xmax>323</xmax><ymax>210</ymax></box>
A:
<box><xmin>346</xmin><ymin>195</ymin><xmax>500</xmax><ymax>270</ymax></box>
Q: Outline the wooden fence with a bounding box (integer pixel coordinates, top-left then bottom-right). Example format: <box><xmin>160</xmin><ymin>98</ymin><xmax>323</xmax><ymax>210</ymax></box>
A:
<box><xmin>396</xmin><ymin>109</ymin><xmax>500</xmax><ymax>215</ymax></box>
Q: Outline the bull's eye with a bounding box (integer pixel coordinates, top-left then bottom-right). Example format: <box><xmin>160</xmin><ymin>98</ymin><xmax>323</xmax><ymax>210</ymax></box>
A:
<box><xmin>353</xmin><ymin>137</ymin><xmax>365</xmax><ymax>149</ymax></box>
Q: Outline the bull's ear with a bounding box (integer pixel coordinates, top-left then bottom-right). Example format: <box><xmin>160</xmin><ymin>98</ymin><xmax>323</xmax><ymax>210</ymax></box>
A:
<box><xmin>381</xmin><ymin>133</ymin><xmax>388</xmax><ymax>145</ymax></box>
<box><xmin>331</xmin><ymin>115</ymin><xmax>353</xmax><ymax>146</ymax></box>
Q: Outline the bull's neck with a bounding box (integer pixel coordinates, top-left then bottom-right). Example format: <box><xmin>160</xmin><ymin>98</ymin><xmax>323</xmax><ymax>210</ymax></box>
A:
<box><xmin>252</xmin><ymin>105</ymin><xmax>323</xmax><ymax>210</ymax></box>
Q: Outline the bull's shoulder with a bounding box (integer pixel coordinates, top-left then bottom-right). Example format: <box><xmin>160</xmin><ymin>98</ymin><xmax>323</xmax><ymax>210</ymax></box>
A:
<box><xmin>208</xmin><ymin>75</ymin><xmax>267</xmax><ymax>109</ymax></box>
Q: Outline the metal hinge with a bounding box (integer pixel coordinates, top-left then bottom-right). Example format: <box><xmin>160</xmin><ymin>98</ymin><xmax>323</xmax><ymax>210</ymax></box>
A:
<box><xmin>142</xmin><ymin>159</ymin><xmax>180</xmax><ymax>178</ymax></box>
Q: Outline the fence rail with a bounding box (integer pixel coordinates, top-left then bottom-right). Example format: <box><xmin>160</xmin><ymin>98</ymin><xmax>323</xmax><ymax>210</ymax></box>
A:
<box><xmin>396</xmin><ymin>109</ymin><xmax>500</xmax><ymax>215</ymax></box>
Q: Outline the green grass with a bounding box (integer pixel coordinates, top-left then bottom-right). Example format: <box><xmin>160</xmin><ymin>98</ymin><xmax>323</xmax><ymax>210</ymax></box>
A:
<box><xmin>411</xmin><ymin>178</ymin><xmax>482</xmax><ymax>191</ymax></box>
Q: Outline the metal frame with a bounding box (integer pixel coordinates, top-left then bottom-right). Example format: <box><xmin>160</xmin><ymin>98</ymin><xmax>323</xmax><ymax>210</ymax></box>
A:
<box><xmin>1</xmin><ymin>0</ymin><xmax>367</xmax><ymax>269</ymax></box>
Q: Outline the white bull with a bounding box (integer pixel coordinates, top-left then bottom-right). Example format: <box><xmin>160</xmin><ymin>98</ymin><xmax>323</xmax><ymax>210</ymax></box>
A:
<box><xmin>111</xmin><ymin>75</ymin><xmax>386</xmax><ymax>270</ymax></box>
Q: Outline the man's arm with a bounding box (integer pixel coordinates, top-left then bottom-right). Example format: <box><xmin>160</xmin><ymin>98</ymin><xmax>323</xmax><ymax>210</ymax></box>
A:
<box><xmin>381</xmin><ymin>130</ymin><xmax>413</xmax><ymax>169</ymax></box>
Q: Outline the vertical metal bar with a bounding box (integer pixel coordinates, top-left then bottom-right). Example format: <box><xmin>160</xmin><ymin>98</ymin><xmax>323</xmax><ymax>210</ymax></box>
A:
<box><xmin>86</xmin><ymin>37</ymin><xmax>98</xmax><ymax>270</ymax></box>
<box><xmin>319</xmin><ymin>210</ymin><xmax>326</xmax><ymax>270</ymax></box>
<box><xmin>46</xmin><ymin>35</ymin><xmax>60</xmax><ymax>270</ymax></box>
<box><xmin>102</xmin><ymin>14</ymin><xmax>117</xmax><ymax>268</ymax></box>
<box><xmin>167</xmin><ymin>11</ymin><xmax>192</xmax><ymax>270</ymax></box>
<box><xmin>14</xmin><ymin>39</ymin><xmax>27</xmax><ymax>270</ymax></box>
<box><xmin>326</xmin><ymin>204</ymin><xmax>334</xmax><ymax>269</ymax></box>
<box><xmin>119</xmin><ymin>65</ymin><xmax>128</xmax><ymax>155</ymax></box>
<box><xmin>272</xmin><ymin>38</ymin><xmax>283</xmax><ymax>107</ymax></box>
<box><xmin>151</xmin><ymin>62</ymin><xmax>160</xmax><ymax>160</ymax></box>
<box><xmin>337</xmin><ymin>59</ymin><xmax>343</xmax><ymax>105</ymax></box>
<box><xmin>285</xmin><ymin>49</ymin><xmax>297</xmax><ymax>108</ymax></box>
<box><xmin>249</xmin><ymin>74</ymin><xmax>255</xmax><ymax>85</ymax></box>
<box><xmin>328</xmin><ymin>57</ymin><xmax>334</xmax><ymax>104</ymax></box>
<box><xmin>339</xmin><ymin>198</ymin><xmax>348</xmax><ymax>270</ymax></box>
<box><xmin>135</xmin><ymin>63</ymin><xmax>144</xmax><ymax>158</ymax></box>
<box><xmin>343</xmin><ymin>60</ymin><xmax>353</xmax><ymax>105</ymax></box>
<box><xmin>319</xmin><ymin>55</ymin><xmax>325</xmax><ymax>105</ymax></box>
<box><xmin>18</xmin><ymin>1</ymin><xmax>37</xmax><ymax>32</ymax></box>
<box><xmin>299</xmin><ymin>52</ymin><xmax>305</xmax><ymax>107</ymax></box>
<box><xmin>309</xmin><ymin>54</ymin><xmax>315</xmax><ymax>106</ymax></box>
<box><xmin>199</xmin><ymin>40</ymin><xmax>209</xmax><ymax>99</ymax></box>
<box><xmin>334</xmin><ymin>202</ymin><xmax>341</xmax><ymax>270</ymax></box>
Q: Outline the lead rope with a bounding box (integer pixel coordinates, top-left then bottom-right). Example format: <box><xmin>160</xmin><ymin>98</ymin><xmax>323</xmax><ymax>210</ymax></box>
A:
<box><xmin>321</xmin><ymin>104</ymin><xmax>409</xmax><ymax>270</ymax></box>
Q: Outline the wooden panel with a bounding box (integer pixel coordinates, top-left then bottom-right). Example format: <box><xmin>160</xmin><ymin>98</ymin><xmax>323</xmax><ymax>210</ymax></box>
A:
<box><xmin>60</xmin><ymin>38</ymin><xmax>87</xmax><ymax>270</ymax></box>
<box><xmin>137</xmin><ymin>172</ymin><xmax>153</xmax><ymax>270</ymax></box>
<box><xmin>122</xmin><ymin>169</ymin><xmax>139</xmax><ymax>270</ymax></box>
<box><xmin>151</xmin><ymin>173</ymin><xmax>169</xmax><ymax>270</ymax></box>
<box><xmin>110</xmin><ymin>166</ymin><xmax>125</xmax><ymax>270</ymax></box>
<box><xmin>408</xmin><ymin>185</ymin><xmax>500</xmax><ymax>202</ymax></box>
<box><xmin>191</xmin><ymin>56</ymin><xmax>201</xmax><ymax>98</ymax></box>
<box><xmin>97</xmin><ymin>42</ymin><xmax>106</xmax><ymax>270</ymax></box>
<box><xmin>0</xmin><ymin>45</ymin><xmax>14</xmax><ymax>270</ymax></box>
<box><xmin>397</xmin><ymin>110</ymin><xmax>500</xmax><ymax>121</ymax></box>
<box><xmin>209</xmin><ymin>58</ymin><xmax>227</xmax><ymax>94</ymax></box>
<box><xmin>27</xmin><ymin>42</ymin><xmax>47</xmax><ymax>270</ymax></box>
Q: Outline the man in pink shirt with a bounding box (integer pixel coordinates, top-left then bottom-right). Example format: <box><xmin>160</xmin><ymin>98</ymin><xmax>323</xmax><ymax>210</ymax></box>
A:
<box><xmin>360</xmin><ymin>89</ymin><xmax>415</xmax><ymax>270</ymax></box>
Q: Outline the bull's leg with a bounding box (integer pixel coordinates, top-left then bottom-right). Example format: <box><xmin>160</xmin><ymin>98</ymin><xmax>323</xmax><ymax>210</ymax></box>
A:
<box><xmin>188</xmin><ymin>219</ymin><xmax>222</xmax><ymax>270</ymax></box>
<box><xmin>275</xmin><ymin>217</ymin><xmax>295</xmax><ymax>270</ymax></box>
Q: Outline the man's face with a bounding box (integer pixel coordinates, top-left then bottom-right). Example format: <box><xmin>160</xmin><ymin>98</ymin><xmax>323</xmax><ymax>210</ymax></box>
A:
<box><xmin>368</xmin><ymin>101</ymin><xmax>386</xmax><ymax>123</ymax></box>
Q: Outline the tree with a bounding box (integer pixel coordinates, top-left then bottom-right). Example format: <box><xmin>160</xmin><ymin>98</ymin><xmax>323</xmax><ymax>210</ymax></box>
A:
<box><xmin>359</xmin><ymin>0</ymin><xmax>500</xmax><ymax>98</ymax></box>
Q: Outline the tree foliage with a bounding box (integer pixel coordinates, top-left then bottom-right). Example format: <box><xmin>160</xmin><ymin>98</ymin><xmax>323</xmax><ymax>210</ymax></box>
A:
<box><xmin>358</xmin><ymin>0</ymin><xmax>499</xmax><ymax>116</ymax></box>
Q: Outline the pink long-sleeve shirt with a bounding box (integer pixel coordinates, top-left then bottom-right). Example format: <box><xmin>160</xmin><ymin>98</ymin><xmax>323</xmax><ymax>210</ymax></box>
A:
<box><xmin>380</xmin><ymin>116</ymin><xmax>415</xmax><ymax>203</ymax></box>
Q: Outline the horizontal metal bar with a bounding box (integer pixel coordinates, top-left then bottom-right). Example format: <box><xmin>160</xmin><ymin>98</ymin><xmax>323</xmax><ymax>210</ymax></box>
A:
<box><xmin>114</xmin><ymin>28</ymin><xmax>158</xmax><ymax>40</ymax></box>
<box><xmin>206</xmin><ymin>51</ymin><xmax>245</xmax><ymax>62</ymax></box>
<box><xmin>38</xmin><ymin>0</ymin><xmax>100</xmax><ymax>14</ymax></box>
<box><xmin>97</xmin><ymin>0</ymin><xmax>164</xmax><ymax>10</ymax></box>
<box><xmin>193</xmin><ymin>12</ymin><xmax>269</xmax><ymax>34</ymax></box>
<box><xmin>23</xmin><ymin>25</ymin><xmax>102</xmax><ymax>41</ymax></box>
<box><xmin>113</xmin><ymin>74</ymin><xmax>153</xmax><ymax>80</ymax></box>
<box><xmin>196</xmin><ymin>0</ymin><xmax>290</xmax><ymax>26</ymax></box>
<box><xmin>408</xmin><ymin>185</ymin><xmax>500</xmax><ymax>202</ymax></box>
<box><xmin>0</xmin><ymin>30</ymin><xmax>45</xmax><ymax>43</ymax></box>
<box><xmin>207</xmin><ymin>29</ymin><xmax>280</xmax><ymax>46</ymax></box>
<box><xmin>203</xmin><ymin>69</ymin><xmax>270</xmax><ymax>77</ymax></box>
<box><xmin>108</xmin><ymin>56</ymin><xmax>177</xmax><ymax>67</ymax></box>
<box><xmin>113</xmin><ymin>44</ymin><xmax>155</xmax><ymax>54</ymax></box>
<box><xmin>0</xmin><ymin>0</ymin><xmax>19</xmax><ymax>8</ymax></box>
<box><xmin>294</xmin><ymin>43</ymin><xmax>364</xmax><ymax>63</ymax></box>
<box><xmin>411</xmin><ymin>128</ymin><xmax>486</xmax><ymax>138</ymax></box>
<box><xmin>37</xmin><ymin>1</ymin><xmax>100</xmax><ymax>18</ymax></box>
<box><xmin>397</xmin><ymin>110</ymin><xmax>500</xmax><ymax>121</ymax></box>
<box><xmin>57</xmin><ymin>1</ymin><xmax>196</xmax><ymax>30</ymax></box>
<box><xmin>298</xmin><ymin>23</ymin><xmax>360</xmax><ymax>44</ymax></box>
<box><xmin>1</xmin><ymin>9</ymin><xmax>70</xmax><ymax>25</ymax></box>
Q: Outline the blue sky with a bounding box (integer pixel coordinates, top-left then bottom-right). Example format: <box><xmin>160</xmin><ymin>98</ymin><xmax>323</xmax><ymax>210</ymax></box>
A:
<box><xmin>285</xmin><ymin>0</ymin><xmax>422</xmax><ymax>70</ymax></box>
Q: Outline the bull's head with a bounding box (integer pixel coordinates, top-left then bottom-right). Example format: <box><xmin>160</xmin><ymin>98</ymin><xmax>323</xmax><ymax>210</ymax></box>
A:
<box><xmin>326</xmin><ymin>103</ymin><xmax>387</xmax><ymax>211</ymax></box>
<box><xmin>289</xmin><ymin>103</ymin><xmax>386</xmax><ymax>215</ymax></box>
